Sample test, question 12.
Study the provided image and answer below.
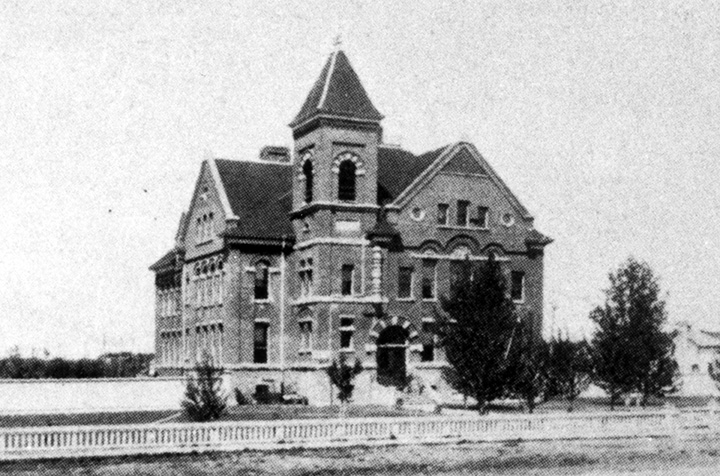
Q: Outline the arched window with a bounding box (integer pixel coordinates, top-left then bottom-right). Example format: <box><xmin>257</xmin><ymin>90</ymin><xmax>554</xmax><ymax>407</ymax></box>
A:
<box><xmin>338</xmin><ymin>160</ymin><xmax>356</xmax><ymax>201</ymax></box>
<box><xmin>254</xmin><ymin>261</ymin><xmax>269</xmax><ymax>300</ymax></box>
<box><xmin>303</xmin><ymin>160</ymin><xmax>313</xmax><ymax>203</ymax></box>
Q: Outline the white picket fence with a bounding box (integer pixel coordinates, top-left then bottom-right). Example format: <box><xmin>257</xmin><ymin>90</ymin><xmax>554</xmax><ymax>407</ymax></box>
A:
<box><xmin>1</xmin><ymin>408</ymin><xmax>718</xmax><ymax>461</ymax></box>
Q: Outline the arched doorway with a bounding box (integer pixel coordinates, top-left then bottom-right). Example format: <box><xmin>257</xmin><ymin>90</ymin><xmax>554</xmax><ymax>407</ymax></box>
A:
<box><xmin>376</xmin><ymin>326</ymin><xmax>408</xmax><ymax>387</ymax></box>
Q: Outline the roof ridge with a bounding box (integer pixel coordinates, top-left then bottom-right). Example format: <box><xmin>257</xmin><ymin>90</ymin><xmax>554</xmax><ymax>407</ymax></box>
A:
<box><xmin>318</xmin><ymin>50</ymin><xmax>338</xmax><ymax>110</ymax></box>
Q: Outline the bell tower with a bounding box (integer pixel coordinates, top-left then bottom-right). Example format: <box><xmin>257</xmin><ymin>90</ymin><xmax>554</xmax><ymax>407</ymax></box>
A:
<box><xmin>289</xmin><ymin>48</ymin><xmax>383</xmax><ymax>216</ymax></box>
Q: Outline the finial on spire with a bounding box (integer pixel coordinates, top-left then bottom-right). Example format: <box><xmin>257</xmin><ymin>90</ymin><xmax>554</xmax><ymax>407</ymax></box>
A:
<box><xmin>333</xmin><ymin>34</ymin><xmax>342</xmax><ymax>51</ymax></box>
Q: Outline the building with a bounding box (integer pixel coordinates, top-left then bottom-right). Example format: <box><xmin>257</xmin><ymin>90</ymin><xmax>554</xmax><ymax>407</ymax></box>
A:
<box><xmin>149</xmin><ymin>48</ymin><xmax>552</xmax><ymax>404</ymax></box>
<box><xmin>673</xmin><ymin>322</ymin><xmax>720</xmax><ymax>396</ymax></box>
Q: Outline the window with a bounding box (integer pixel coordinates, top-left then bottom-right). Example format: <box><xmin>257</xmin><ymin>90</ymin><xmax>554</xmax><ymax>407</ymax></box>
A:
<box><xmin>298</xmin><ymin>258</ymin><xmax>314</xmax><ymax>298</ymax></box>
<box><xmin>470</xmin><ymin>206</ymin><xmax>489</xmax><ymax>229</ymax></box>
<box><xmin>253</xmin><ymin>323</ymin><xmax>268</xmax><ymax>363</ymax></box>
<box><xmin>338</xmin><ymin>160</ymin><xmax>356</xmax><ymax>201</ymax></box>
<box><xmin>254</xmin><ymin>261</ymin><xmax>269</xmax><ymax>300</ymax></box>
<box><xmin>421</xmin><ymin>259</ymin><xmax>437</xmax><ymax>299</ymax></box>
<box><xmin>398</xmin><ymin>266</ymin><xmax>414</xmax><ymax>299</ymax></box>
<box><xmin>437</xmin><ymin>203</ymin><xmax>449</xmax><ymax>225</ymax></box>
<box><xmin>299</xmin><ymin>321</ymin><xmax>313</xmax><ymax>352</ymax></box>
<box><xmin>511</xmin><ymin>271</ymin><xmax>525</xmax><ymax>302</ymax></box>
<box><xmin>449</xmin><ymin>261</ymin><xmax>465</xmax><ymax>289</ymax></box>
<box><xmin>217</xmin><ymin>261</ymin><xmax>224</xmax><ymax>304</ymax></box>
<box><xmin>303</xmin><ymin>160</ymin><xmax>313</xmax><ymax>203</ymax></box>
<box><xmin>421</xmin><ymin>321</ymin><xmax>435</xmax><ymax>362</ymax></box>
<box><xmin>339</xmin><ymin>316</ymin><xmax>354</xmax><ymax>350</ymax></box>
<box><xmin>456</xmin><ymin>200</ymin><xmax>470</xmax><ymax>226</ymax></box>
<box><xmin>421</xmin><ymin>343</ymin><xmax>435</xmax><ymax>362</ymax></box>
<box><xmin>341</xmin><ymin>264</ymin><xmax>355</xmax><ymax>296</ymax></box>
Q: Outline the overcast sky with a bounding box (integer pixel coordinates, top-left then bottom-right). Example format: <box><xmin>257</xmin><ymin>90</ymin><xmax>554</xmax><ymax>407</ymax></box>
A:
<box><xmin>1</xmin><ymin>1</ymin><xmax>719</xmax><ymax>357</ymax></box>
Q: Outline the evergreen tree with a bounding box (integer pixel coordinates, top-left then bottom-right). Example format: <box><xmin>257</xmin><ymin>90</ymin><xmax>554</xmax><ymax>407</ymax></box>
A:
<box><xmin>508</xmin><ymin>314</ymin><xmax>550</xmax><ymax>413</ymax></box>
<box><xmin>547</xmin><ymin>334</ymin><xmax>591</xmax><ymax>412</ymax></box>
<box><xmin>590</xmin><ymin>257</ymin><xmax>678</xmax><ymax>408</ymax></box>
<box><xmin>436</xmin><ymin>256</ymin><xmax>519</xmax><ymax>414</ymax></box>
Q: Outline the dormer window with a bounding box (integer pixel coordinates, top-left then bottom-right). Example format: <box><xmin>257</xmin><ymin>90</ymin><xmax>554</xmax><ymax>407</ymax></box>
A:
<box><xmin>338</xmin><ymin>160</ymin><xmax>356</xmax><ymax>201</ymax></box>
<box><xmin>303</xmin><ymin>160</ymin><xmax>313</xmax><ymax>203</ymax></box>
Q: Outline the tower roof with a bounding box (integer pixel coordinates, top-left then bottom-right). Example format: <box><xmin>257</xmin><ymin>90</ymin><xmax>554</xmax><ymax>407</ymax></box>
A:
<box><xmin>290</xmin><ymin>50</ymin><xmax>383</xmax><ymax>128</ymax></box>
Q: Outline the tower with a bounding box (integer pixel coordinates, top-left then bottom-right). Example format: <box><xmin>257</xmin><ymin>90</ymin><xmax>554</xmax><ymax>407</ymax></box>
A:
<box><xmin>290</xmin><ymin>49</ymin><xmax>383</xmax><ymax>216</ymax></box>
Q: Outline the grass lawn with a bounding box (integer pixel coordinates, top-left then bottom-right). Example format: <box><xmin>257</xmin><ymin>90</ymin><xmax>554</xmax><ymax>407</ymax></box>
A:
<box><xmin>1</xmin><ymin>395</ymin><xmax>713</xmax><ymax>428</ymax></box>
<box><xmin>3</xmin><ymin>434</ymin><xmax>720</xmax><ymax>475</ymax></box>
<box><xmin>442</xmin><ymin>395</ymin><xmax>716</xmax><ymax>414</ymax></box>
<box><xmin>0</xmin><ymin>405</ymin><xmax>427</xmax><ymax>428</ymax></box>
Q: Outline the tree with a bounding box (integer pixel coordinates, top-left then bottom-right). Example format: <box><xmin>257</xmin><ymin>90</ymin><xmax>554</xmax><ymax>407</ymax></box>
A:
<box><xmin>182</xmin><ymin>358</ymin><xmax>227</xmax><ymax>422</ymax></box>
<box><xmin>435</xmin><ymin>256</ymin><xmax>519</xmax><ymax>414</ymax></box>
<box><xmin>547</xmin><ymin>334</ymin><xmax>591</xmax><ymax>412</ymax></box>
<box><xmin>327</xmin><ymin>354</ymin><xmax>363</xmax><ymax>404</ymax></box>
<box><xmin>709</xmin><ymin>354</ymin><xmax>720</xmax><ymax>393</ymax></box>
<box><xmin>508</xmin><ymin>314</ymin><xmax>550</xmax><ymax>413</ymax></box>
<box><xmin>590</xmin><ymin>257</ymin><xmax>678</xmax><ymax>408</ymax></box>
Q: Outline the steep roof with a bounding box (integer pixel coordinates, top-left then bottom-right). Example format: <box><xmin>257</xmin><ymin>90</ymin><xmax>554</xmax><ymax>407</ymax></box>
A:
<box><xmin>377</xmin><ymin>145</ymin><xmax>449</xmax><ymax>202</ymax></box>
<box><xmin>208</xmin><ymin>145</ymin><xmax>444</xmax><ymax>241</ymax></box>
<box><xmin>290</xmin><ymin>50</ymin><xmax>383</xmax><ymax>127</ymax></box>
<box><xmin>214</xmin><ymin>160</ymin><xmax>295</xmax><ymax>241</ymax></box>
<box><xmin>149</xmin><ymin>248</ymin><xmax>181</xmax><ymax>271</ymax></box>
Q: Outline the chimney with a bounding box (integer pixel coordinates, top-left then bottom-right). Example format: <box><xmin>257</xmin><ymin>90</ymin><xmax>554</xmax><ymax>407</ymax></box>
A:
<box><xmin>259</xmin><ymin>146</ymin><xmax>290</xmax><ymax>163</ymax></box>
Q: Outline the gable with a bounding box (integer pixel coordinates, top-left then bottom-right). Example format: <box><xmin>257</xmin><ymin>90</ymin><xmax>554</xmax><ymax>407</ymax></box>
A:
<box><xmin>439</xmin><ymin>147</ymin><xmax>487</xmax><ymax>175</ymax></box>
<box><xmin>393</xmin><ymin>143</ymin><xmax>531</xmax><ymax>219</ymax></box>
<box><xmin>182</xmin><ymin>162</ymin><xmax>228</xmax><ymax>258</ymax></box>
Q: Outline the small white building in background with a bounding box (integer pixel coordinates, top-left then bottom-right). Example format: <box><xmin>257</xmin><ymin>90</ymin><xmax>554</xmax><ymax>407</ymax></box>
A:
<box><xmin>674</xmin><ymin>322</ymin><xmax>720</xmax><ymax>396</ymax></box>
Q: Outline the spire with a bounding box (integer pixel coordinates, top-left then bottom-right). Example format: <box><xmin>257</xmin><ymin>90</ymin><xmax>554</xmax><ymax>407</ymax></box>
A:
<box><xmin>290</xmin><ymin>50</ymin><xmax>383</xmax><ymax>128</ymax></box>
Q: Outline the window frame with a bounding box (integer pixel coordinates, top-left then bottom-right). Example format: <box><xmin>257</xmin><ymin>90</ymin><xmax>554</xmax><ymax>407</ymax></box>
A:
<box><xmin>299</xmin><ymin>320</ymin><xmax>313</xmax><ymax>353</ymax></box>
<box><xmin>337</xmin><ymin>160</ymin><xmax>357</xmax><ymax>202</ymax></box>
<box><xmin>437</xmin><ymin>203</ymin><xmax>449</xmax><ymax>225</ymax></box>
<box><xmin>254</xmin><ymin>261</ymin><xmax>270</xmax><ymax>301</ymax></box>
<box><xmin>421</xmin><ymin>259</ymin><xmax>437</xmax><ymax>300</ymax></box>
<box><xmin>456</xmin><ymin>200</ymin><xmax>470</xmax><ymax>227</ymax></box>
<box><xmin>339</xmin><ymin>316</ymin><xmax>355</xmax><ymax>351</ymax></box>
<box><xmin>397</xmin><ymin>266</ymin><xmax>415</xmax><ymax>300</ymax></box>
<box><xmin>510</xmin><ymin>271</ymin><xmax>525</xmax><ymax>303</ymax></box>
<box><xmin>253</xmin><ymin>323</ymin><xmax>269</xmax><ymax>364</ymax></box>
<box><xmin>303</xmin><ymin>159</ymin><xmax>314</xmax><ymax>203</ymax></box>
<box><xmin>470</xmin><ymin>206</ymin><xmax>489</xmax><ymax>229</ymax></box>
<box><xmin>341</xmin><ymin>264</ymin><xmax>355</xmax><ymax>296</ymax></box>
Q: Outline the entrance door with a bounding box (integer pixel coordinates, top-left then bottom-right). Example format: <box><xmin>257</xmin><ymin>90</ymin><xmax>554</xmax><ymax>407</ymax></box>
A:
<box><xmin>376</xmin><ymin>326</ymin><xmax>408</xmax><ymax>387</ymax></box>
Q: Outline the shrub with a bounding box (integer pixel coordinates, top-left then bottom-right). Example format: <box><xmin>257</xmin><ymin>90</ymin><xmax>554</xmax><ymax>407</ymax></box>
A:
<box><xmin>182</xmin><ymin>359</ymin><xmax>227</xmax><ymax>422</ymax></box>
<box><xmin>327</xmin><ymin>354</ymin><xmax>363</xmax><ymax>404</ymax></box>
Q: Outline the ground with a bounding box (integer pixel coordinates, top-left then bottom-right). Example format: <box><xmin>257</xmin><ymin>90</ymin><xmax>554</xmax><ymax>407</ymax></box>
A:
<box><xmin>3</xmin><ymin>435</ymin><xmax>720</xmax><ymax>475</ymax></box>
<box><xmin>0</xmin><ymin>405</ymin><xmax>425</xmax><ymax>428</ymax></box>
<box><xmin>1</xmin><ymin>396</ymin><xmax>713</xmax><ymax>428</ymax></box>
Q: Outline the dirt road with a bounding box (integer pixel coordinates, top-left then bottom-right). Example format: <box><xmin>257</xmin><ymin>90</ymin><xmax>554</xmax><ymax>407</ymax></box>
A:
<box><xmin>3</xmin><ymin>435</ymin><xmax>720</xmax><ymax>475</ymax></box>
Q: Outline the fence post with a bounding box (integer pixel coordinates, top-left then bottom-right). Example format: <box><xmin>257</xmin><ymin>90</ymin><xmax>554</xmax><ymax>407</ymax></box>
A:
<box><xmin>663</xmin><ymin>403</ymin><xmax>680</xmax><ymax>436</ymax></box>
<box><xmin>707</xmin><ymin>398</ymin><xmax>719</xmax><ymax>432</ymax></box>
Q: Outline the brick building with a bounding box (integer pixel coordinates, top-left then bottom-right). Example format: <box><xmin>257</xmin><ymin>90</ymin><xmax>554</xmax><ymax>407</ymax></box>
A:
<box><xmin>150</xmin><ymin>49</ymin><xmax>552</xmax><ymax>404</ymax></box>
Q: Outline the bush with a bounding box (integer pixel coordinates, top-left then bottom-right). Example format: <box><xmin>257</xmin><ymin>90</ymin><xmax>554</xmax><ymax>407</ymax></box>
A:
<box><xmin>182</xmin><ymin>359</ymin><xmax>227</xmax><ymax>422</ymax></box>
<box><xmin>327</xmin><ymin>354</ymin><xmax>363</xmax><ymax>404</ymax></box>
